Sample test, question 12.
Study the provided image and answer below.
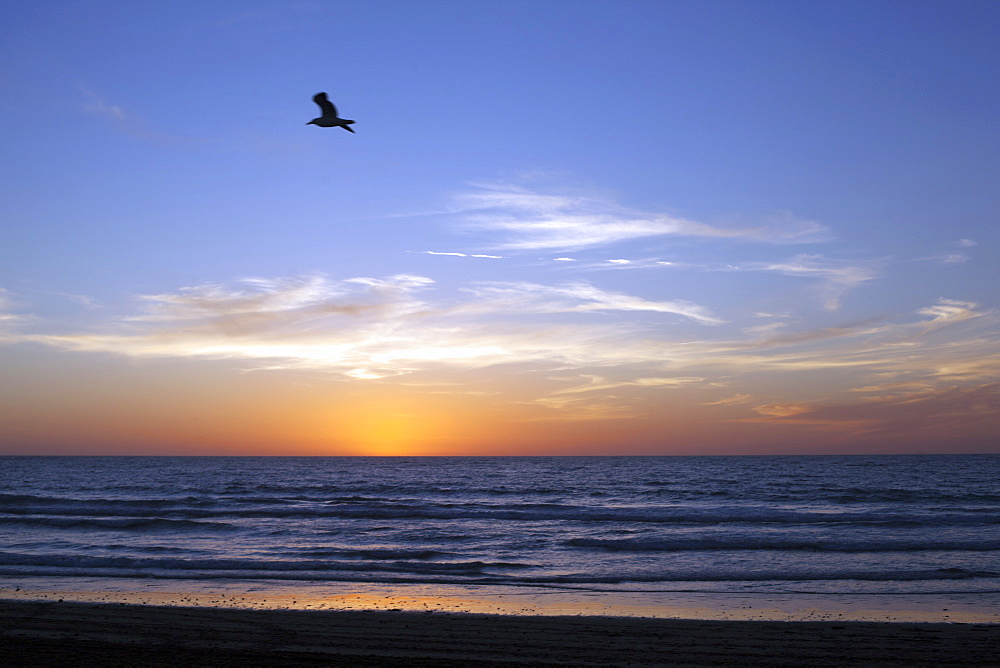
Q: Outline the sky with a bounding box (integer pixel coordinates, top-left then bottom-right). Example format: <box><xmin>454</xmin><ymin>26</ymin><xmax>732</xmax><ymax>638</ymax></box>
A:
<box><xmin>1</xmin><ymin>0</ymin><xmax>999</xmax><ymax>456</ymax></box>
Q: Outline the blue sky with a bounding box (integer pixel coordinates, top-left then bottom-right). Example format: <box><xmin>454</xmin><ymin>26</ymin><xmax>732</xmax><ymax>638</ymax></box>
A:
<box><xmin>2</xmin><ymin>0</ymin><xmax>998</xmax><ymax>454</ymax></box>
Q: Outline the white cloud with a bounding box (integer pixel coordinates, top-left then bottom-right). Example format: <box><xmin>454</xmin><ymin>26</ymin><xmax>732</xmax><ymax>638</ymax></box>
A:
<box><xmin>416</xmin><ymin>251</ymin><xmax>504</xmax><ymax>259</ymax></box>
<box><xmin>460</xmin><ymin>281</ymin><xmax>725</xmax><ymax>324</ymax></box>
<box><xmin>78</xmin><ymin>85</ymin><xmax>190</xmax><ymax>144</ymax></box>
<box><xmin>702</xmin><ymin>394</ymin><xmax>752</xmax><ymax>406</ymax></box>
<box><xmin>8</xmin><ymin>275</ymin><xmax>1000</xmax><ymax>425</ymax></box>
<box><xmin>0</xmin><ymin>289</ymin><xmax>30</xmax><ymax>328</ymax></box>
<box><xmin>81</xmin><ymin>87</ymin><xmax>127</xmax><ymax>124</ymax></box>
<box><xmin>916</xmin><ymin>298</ymin><xmax>983</xmax><ymax>324</ymax></box>
<box><xmin>554</xmin><ymin>374</ymin><xmax>706</xmax><ymax>395</ymax></box>
<box><xmin>740</xmin><ymin>254</ymin><xmax>882</xmax><ymax>310</ymax></box>
<box><xmin>451</xmin><ymin>183</ymin><xmax>832</xmax><ymax>251</ymax></box>
<box><xmin>17</xmin><ymin>274</ymin><xmax>711</xmax><ymax>380</ymax></box>
<box><xmin>752</xmin><ymin>403</ymin><xmax>812</xmax><ymax>417</ymax></box>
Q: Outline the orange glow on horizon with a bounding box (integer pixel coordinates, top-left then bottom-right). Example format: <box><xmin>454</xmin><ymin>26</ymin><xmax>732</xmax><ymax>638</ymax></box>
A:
<box><xmin>330</xmin><ymin>396</ymin><xmax>457</xmax><ymax>456</ymax></box>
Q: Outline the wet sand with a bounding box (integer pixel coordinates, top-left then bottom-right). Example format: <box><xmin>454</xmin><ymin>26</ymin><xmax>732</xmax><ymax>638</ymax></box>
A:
<box><xmin>1</xmin><ymin>599</ymin><xmax>997</xmax><ymax>666</ymax></box>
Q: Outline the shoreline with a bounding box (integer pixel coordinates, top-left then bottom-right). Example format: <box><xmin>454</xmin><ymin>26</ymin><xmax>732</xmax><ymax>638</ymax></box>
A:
<box><xmin>2</xmin><ymin>577</ymin><xmax>998</xmax><ymax>625</ymax></box>
<box><xmin>1</xmin><ymin>599</ymin><xmax>997</xmax><ymax>666</ymax></box>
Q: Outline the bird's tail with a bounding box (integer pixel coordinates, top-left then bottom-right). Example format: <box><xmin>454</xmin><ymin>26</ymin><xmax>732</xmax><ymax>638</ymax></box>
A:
<box><xmin>342</xmin><ymin>120</ymin><xmax>356</xmax><ymax>133</ymax></box>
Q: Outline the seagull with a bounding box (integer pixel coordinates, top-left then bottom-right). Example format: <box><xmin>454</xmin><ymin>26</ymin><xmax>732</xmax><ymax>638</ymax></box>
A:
<box><xmin>307</xmin><ymin>92</ymin><xmax>355</xmax><ymax>133</ymax></box>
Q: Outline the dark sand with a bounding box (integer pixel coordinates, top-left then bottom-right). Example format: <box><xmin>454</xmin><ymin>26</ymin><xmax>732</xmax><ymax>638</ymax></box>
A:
<box><xmin>1</xmin><ymin>599</ymin><xmax>997</xmax><ymax>666</ymax></box>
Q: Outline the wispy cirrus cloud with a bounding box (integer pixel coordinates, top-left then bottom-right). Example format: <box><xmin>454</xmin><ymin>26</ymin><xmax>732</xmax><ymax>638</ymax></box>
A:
<box><xmin>128</xmin><ymin>274</ymin><xmax>434</xmax><ymax>333</ymax></box>
<box><xmin>919</xmin><ymin>238</ymin><xmax>979</xmax><ymax>265</ymax></box>
<box><xmin>459</xmin><ymin>281</ymin><xmax>724</xmax><ymax>324</ymax></box>
<box><xmin>451</xmin><ymin>183</ymin><xmax>832</xmax><ymax>251</ymax></box>
<box><xmin>702</xmin><ymin>394</ymin><xmax>753</xmax><ymax>406</ymax></box>
<box><xmin>81</xmin><ymin>88</ymin><xmax>128</xmax><ymax>125</ymax></box>
<box><xmin>0</xmin><ymin>289</ymin><xmax>29</xmax><ymax>326</ymax></box>
<box><xmin>734</xmin><ymin>254</ymin><xmax>883</xmax><ymax>310</ymax></box>
<box><xmin>554</xmin><ymin>252</ymin><xmax>880</xmax><ymax>310</ymax></box>
<box><xmin>15</xmin><ymin>274</ymin><xmax>716</xmax><ymax>382</ymax></box>
<box><xmin>552</xmin><ymin>374</ymin><xmax>708</xmax><ymax>395</ymax></box>
<box><xmin>6</xmin><ymin>271</ymin><xmax>998</xmax><ymax>426</ymax></box>
<box><xmin>916</xmin><ymin>298</ymin><xmax>983</xmax><ymax>325</ymax></box>
<box><xmin>747</xmin><ymin>383</ymin><xmax>1000</xmax><ymax>439</ymax></box>
<box><xmin>79</xmin><ymin>86</ymin><xmax>191</xmax><ymax>144</ymax></box>
<box><xmin>412</xmin><ymin>251</ymin><xmax>504</xmax><ymax>259</ymax></box>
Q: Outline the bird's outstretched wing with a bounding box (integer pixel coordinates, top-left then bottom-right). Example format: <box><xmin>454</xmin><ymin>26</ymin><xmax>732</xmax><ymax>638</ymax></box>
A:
<box><xmin>312</xmin><ymin>92</ymin><xmax>337</xmax><ymax>118</ymax></box>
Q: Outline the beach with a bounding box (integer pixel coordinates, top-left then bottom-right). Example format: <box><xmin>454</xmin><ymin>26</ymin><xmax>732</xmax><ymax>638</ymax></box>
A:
<box><xmin>3</xmin><ymin>456</ymin><xmax>997</xmax><ymax>664</ymax></box>
<box><xmin>1</xmin><ymin>599</ymin><xmax>997</xmax><ymax>666</ymax></box>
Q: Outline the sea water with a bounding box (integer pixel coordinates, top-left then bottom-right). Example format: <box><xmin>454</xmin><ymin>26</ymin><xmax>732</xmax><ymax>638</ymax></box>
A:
<box><xmin>1</xmin><ymin>455</ymin><xmax>997</xmax><ymax>621</ymax></box>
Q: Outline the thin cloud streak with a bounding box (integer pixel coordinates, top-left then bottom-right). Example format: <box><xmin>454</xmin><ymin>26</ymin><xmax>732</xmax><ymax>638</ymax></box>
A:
<box><xmin>7</xmin><ymin>271</ymin><xmax>998</xmax><ymax>425</ymax></box>
<box><xmin>452</xmin><ymin>183</ymin><xmax>833</xmax><ymax>251</ymax></box>
<box><xmin>81</xmin><ymin>88</ymin><xmax>127</xmax><ymax>125</ymax></box>
<box><xmin>459</xmin><ymin>281</ymin><xmax>725</xmax><ymax>324</ymax></box>
<box><xmin>746</xmin><ymin>383</ymin><xmax>1000</xmax><ymax>439</ymax></box>
<box><xmin>414</xmin><ymin>251</ymin><xmax>504</xmax><ymax>259</ymax></box>
<box><xmin>553</xmin><ymin>374</ymin><xmax>707</xmax><ymax>395</ymax></box>
<box><xmin>737</xmin><ymin>254</ymin><xmax>883</xmax><ymax>310</ymax></box>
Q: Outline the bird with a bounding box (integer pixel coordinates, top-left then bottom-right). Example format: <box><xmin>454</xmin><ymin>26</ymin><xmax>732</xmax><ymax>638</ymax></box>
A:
<box><xmin>307</xmin><ymin>92</ymin><xmax>355</xmax><ymax>133</ymax></box>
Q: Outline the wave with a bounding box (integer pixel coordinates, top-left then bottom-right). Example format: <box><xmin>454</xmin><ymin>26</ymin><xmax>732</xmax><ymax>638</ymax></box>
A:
<box><xmin>3</xmin><ymin>497</ymin><xmax>997</xmax><ymax>527</ymax></box>
<box><xmin>0</xmin><ymin>517</ymin><xmax>233</xmax><ymax>531</ymax></box>
<box><xmin>285</xmin><ymin>548</ymin><xmax>448</xmax><ymax>560</ymax></box>
<box><xmin>0</xmin><ymin>551</ymin><xmax>993</xmax><ymax>587</ymax></box>
<box><xmin>0</xmin><ymin>551</ymin><xmax>527</xmax><ymax>576</ymax></box>
<box><xmin>815</xmin><ymin>488</ymin><xmax>1000</xmax><ymax>504</ymax></box>
<box><xmin>564</xmin><ymin>536</ymin><xmax>1000</xmax><ymax>553</ymax></box>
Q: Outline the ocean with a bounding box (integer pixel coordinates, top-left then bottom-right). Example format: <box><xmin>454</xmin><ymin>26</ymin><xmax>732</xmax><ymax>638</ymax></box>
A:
<box><xmin>1</xmin><ymin>455</ymin><xmax>997</xmax><ymax>622</ymax></box>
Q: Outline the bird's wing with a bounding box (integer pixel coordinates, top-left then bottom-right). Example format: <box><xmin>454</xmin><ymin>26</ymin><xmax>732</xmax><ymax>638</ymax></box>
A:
<box><xmin>312</xmin><ymin>92</ymin><xmax>338</xmax><ymax>117</ymax></box>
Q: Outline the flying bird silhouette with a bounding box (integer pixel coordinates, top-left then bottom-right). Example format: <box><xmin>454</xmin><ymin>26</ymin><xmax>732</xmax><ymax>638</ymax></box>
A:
<box><xmin>307</xmin><ymin>92</ymin><xmax>355</xmax><ymax>133</ymax></box>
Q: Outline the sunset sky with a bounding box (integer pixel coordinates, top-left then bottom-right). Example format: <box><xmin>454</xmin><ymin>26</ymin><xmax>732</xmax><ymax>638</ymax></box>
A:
<box><xmin>2</xmin><ymin>0</ymin><xmax>999</xmax><ymax>455</ymax></box>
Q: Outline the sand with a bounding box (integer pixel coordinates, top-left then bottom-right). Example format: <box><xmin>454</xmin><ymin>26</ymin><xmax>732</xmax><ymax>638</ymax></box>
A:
<box><xmin>0</xmin><ymin>599</ymin><xmax>997</xmax><ymax>666</ymax></box>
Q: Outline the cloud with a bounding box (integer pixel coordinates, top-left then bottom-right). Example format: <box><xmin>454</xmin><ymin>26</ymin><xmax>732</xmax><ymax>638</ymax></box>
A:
<box><xmin>567</xmin><ymin>253</ymin><xmax>879</xmax><ymax>308</ymax></box>
<box><xmin>739</xmin><ymin>254</ymin><xmax>882</xmax><ymax>309</ymax></box>
<box><xmin>415</xmin><ymin>251</ymin><xmax>504</xmax><ymax>259</ymax></box>
<box><xmin>917</xmin><ymin>298</ymin><xmax>980</xmax><ymax>322</ymax></box>
<box><xmin>451</xmin><ymin>183</ymin><xmax>832</xmax><ymax>251</ymax></box>
<box><xmin>79</xmin><ymin>86</ymin><xmax>190</xmax><ymax>144</ymax></box>
<box><xmin>81</xmin><ymin>88</ymin><xmax>127</xmax><ymax>124</ymax></box>
<box><xmin>915</xmin><ymin>299</ymin><xmax>984</xmax><ymax>332</ymax></box>
<box><xmin>0</xmin><ymin>289</ymin><xmax>28</xmax><ymax>326</ymax></box>
<box><xmin>460</xmin><ymin>281</ymin><xmax>725</xmax><ymax>324</ymax></box>
<box><xmin>746</xmin><ymin>383</ymin><xmax>1000</xmax><ymax>439</ymax></box>
<box><xmin>920</xmin><ymin>239</ymin><xmax>978</xmax><ymax>264</ymax></box>
<box><xmin>128</xmin><ymin>274</ymin><xmax>433</xmax><ymax>335</ymax></box>
<box><xmin>553</xmin><ymin>374</ymin><xmax>706</xmax><ymax>395</ymax></box>
<box><xmin>746</xmin><ymin>319</ymin><xmax>884</xmax><ymax>349</ymax></box>
<box><xmin>59</xmin><ymin>293</ymin><xmax>103</xmax><ymax>310</ymax></box>
<box><xmin>16</xmin><ymin>274</ymin><xmax>719</xmax><ymax>382</ymax></box>
<box><xmin>752</xmin><ymin>403</ymin><xmax>812</xmax><ymax>418</ymax></box>
<box><xmin>702</xmin><ymin>394</ymin><xmax>752</xmax><ymax>406</ymax></box>
<box><xmin>7</xmin><ymin>271</ymin><xmax>999</xmax><ymax>427</ymax></box>
<box><xmin>530</xmin><ymin>394</ymin><xmax>642</xmax><ymax>421</ymax></box>
<box><xmin>920</xmin><ymin>253</ymin><xmax>969</xmax><ymax>264</ymax></box>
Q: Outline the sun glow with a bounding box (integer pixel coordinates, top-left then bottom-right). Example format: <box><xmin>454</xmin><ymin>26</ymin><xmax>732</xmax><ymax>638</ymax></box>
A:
<box><xmin>335</xmin><ymin>399</ymin><xmax>449</xmax><ymax>456</ymax></box>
